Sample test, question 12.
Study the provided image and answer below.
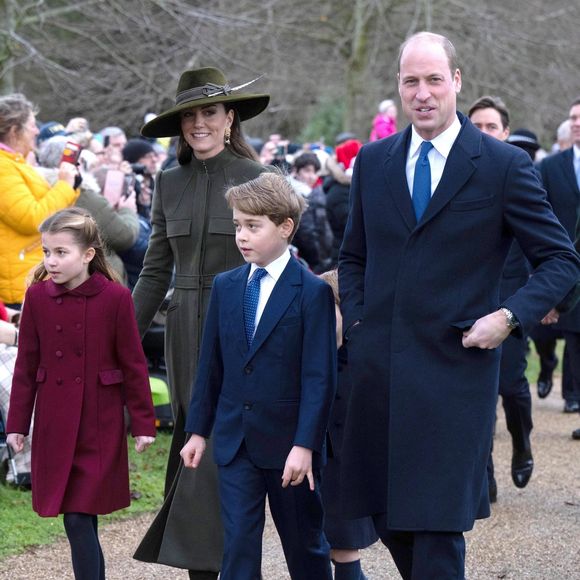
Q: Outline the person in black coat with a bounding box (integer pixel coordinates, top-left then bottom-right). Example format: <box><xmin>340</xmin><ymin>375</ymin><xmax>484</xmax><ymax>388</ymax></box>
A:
<box><xmin>538</xmin><ymin>96</ymin><xmax>580</xmax><ymax>413</ymax></box>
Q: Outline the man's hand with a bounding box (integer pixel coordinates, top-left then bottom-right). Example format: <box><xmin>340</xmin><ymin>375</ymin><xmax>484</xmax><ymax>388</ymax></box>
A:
<box><xmin>281</xmin><ymin>446</ymin><xmax>314</xmax><ymax>490</ymax></box>
<box><xmin>180</xmin><ymin>434</ymin><xmax>206</xmax><ymax>468</ymax></box>
<box><xmin>540</xmin><ymin>308</ymin><xmax>560</xmax><ymax>325</ymax></box>
<box><xmin>6</xmin><ymin>433</ymin><xmax>24</xmax><ymax>454</ymax></box>
<box><xmin>462</xmin><ymin>310</ymin><xmax>511</xmax><ymax>349</ymax></box>
<box><xmin>134</xmin><ymin>436</ymin><xmax>155</xmax><ymax>453</ymax></box>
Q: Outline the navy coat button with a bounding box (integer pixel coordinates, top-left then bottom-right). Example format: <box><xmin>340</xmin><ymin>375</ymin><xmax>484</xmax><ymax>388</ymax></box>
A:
<box><xmin>244</xmin><ymin>366</ymin><xmax>253</xmax><ymax>375</ymax></box>
<box><xmin>243</xmin><ymin>402</ymin><xmax>253</xmax><ymax>410</ymax></box>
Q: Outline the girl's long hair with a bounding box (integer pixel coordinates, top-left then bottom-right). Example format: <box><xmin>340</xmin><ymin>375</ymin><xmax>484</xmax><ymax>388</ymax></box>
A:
<box><xmin>30</xmin><ymin>207</ymin><xmax>121</xmax><ymax>286</ymax></box>
<box><xmin>177</xmin><ymin>105</ymin><xmax>259</xmax><ymax>165</ymax></box>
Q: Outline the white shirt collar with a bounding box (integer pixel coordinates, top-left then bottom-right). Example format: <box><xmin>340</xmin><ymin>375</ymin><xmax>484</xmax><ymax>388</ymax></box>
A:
<box><xmin>409</xmin><ymin>115</ymin><xmax>462</xmax><ymax>160</ymax></box>
<box><xmin>573</xmin><ymin>144</ymin><xmax>580</xmax><ymax>163</ymax></box>
<box><xmin>249</xmin><ymin>248</ymin><xmax>292</xmax><ymax>282</ymax></box>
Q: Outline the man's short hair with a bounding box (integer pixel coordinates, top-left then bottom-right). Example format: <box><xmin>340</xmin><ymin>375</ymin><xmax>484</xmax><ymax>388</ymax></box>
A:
<box><xmin>468</xmin><ymin>95</ymin><xmax>510</xmax><ymax>130</ymax></box>
<box><xmin>570</xmin><ymin>95</ymin><xmax>580</xmax><ymax>108</ymax></box>
<box><xmin>225</xmin><ymin>172</ymin><xmax>306</xmax><ymax>238</ymax></box>
<box><xmin>293</xmin><ymin>152</ymin><xmax>321</xmax><ymax>173</ymax></box>
<box><xmin>398</xmin><ymin>31</ymin><xmax>459</xmax><ymax>75</ymax></box>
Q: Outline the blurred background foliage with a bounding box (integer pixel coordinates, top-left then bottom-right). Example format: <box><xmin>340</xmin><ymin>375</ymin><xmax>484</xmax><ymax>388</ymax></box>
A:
<box><xmin>1</xmin><ymin>0</ymin><xmax>579</xmax><ymax>146</ymax></box>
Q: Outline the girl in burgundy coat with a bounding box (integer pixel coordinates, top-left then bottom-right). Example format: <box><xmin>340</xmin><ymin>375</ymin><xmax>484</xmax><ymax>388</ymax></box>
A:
<box><xmin>6</xmin><ymin>207</ymin><xmax>156</xmax><ymax>580</ymax></box>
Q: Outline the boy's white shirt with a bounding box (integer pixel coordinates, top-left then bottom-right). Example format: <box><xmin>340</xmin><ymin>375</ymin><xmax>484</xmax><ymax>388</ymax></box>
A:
<box><xmin>248</xmin><ymin>249</ymin><xmax>292</xmax><ymax>328</ymax></box>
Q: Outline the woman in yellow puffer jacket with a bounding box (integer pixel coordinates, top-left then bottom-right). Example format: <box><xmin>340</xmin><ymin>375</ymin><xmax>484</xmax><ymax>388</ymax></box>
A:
<box><xmin>0</xmin><ymin>94</ymin><xmax>79</xmax><ymax>305</ymax></box>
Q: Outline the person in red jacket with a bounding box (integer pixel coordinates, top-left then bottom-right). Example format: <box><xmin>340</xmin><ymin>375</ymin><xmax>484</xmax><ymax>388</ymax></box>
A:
<box><xmin>6</xmin><ymin>207</ymin><xmax>156</xmax><ymax>580</ymax></box>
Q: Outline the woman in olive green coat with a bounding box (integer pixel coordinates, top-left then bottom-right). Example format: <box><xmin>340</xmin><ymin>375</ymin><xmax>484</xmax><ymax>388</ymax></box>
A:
<box><xmin>132</xmin><ymin>68</ymin><xmax>269</xmax><ymax>579</ymax></box>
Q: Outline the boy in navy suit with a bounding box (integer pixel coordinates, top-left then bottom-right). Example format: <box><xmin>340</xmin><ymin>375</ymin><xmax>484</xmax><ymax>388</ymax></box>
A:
<box><xmin>180</xmin><ymin>172</ymin><xmax>337</xmax><ymax>580</ymax></box>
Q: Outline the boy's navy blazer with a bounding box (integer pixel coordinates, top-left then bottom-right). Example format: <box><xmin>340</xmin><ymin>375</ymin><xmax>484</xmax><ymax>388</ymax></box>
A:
<box><xmin>185</xmin><ymin>256</ymin><xmax>337</xmax><ymax>470</ymax></box>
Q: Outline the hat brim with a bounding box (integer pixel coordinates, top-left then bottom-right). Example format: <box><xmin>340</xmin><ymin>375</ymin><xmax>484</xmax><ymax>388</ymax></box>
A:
<box><xmin>141</xmin><ymin>93</ymin><xmax>270</xmax><ymax>138</ymax></box>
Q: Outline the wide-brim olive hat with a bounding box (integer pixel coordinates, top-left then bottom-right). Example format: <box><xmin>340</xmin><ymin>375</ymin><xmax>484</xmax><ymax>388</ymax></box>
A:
<box><xmin>141</xmin><ymin>67</ymin><xmax>269</xmax><ymax>138</ymax></box>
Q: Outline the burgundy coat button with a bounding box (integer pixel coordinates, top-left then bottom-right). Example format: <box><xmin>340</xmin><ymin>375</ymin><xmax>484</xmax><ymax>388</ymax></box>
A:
<box><xmin>75</xmin><ymin>323</ymin><xmax>82</xmax><ymax>330</ymax></box>
<box><xmin>55</xmin><ymin>350</ymin><xmax>63</xmax><ymax>358</ymax></box>
<box><xmin>56</xmin><ymin>377</ymin><xmax>63</xmax><ymax>385</ymax></box>
<box><xmin>75</xmin><ymin>377</ymin><xmax>82</xmax><ymax>383</ymax></box>
<box><xmin>76</xmin><ymin>298</ymin><xmax>83</xmax><ymax>304</ymax></box>
<box><xmin>56</xmin><ymin>297</ymin><xmax>63</xmax><ymax>305</ymax></box>
<box><xmin>56</xmin><ymin>324</ymin><xmax>62</xmax><ymax>332</ymax></box>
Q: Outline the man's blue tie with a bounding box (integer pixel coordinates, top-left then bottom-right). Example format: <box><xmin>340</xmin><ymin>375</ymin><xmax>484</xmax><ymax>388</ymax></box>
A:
<box><xmin>412</xmin><ymin>141</ymin><xmax>434</xmax><ymax>221</ymax></box>
<box><xmin>243</xmin><ymin>267</ymin><xmax>267</xmax><ymax>345</ymax></box>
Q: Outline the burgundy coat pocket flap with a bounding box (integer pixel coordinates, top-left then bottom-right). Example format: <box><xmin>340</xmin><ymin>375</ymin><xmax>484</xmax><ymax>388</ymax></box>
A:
<box><xmin>99</xmin><ymin>369</ymin><xmax>124</xmax><ymax>385</ymax></box>
<box><xmin>35</xmin><ymin>367</ymin><xmax>46</xmax><ymax>383</ymax></box>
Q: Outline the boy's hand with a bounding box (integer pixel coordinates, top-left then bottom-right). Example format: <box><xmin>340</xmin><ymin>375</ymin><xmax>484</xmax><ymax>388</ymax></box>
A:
<box><xmin>6</xmin><ymin>433</ymin><xmax>24</xmax><ymax>454</ymax></box>
<box><xmin>282</xmin><ymin>446</ymin><xmax>314</xmax><ymax>490</ymax></box>
<box><xmin>180</xmin><ymin>434</ymin><xmax>206</xmax><ymax>468</ymax></box>
<box><xmin>135</xmin><ymin>436</ymin><xmax>155</xmax><ymax>453</ymax></box>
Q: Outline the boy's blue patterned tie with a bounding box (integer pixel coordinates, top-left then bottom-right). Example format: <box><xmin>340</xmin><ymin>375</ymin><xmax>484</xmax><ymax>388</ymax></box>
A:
<box><xmin>243</xmin><ymin>268</ymin><xmax>267</xmax><ymax>345</ymax></box>
<box><xmin>412</xmin><ymin>141</ymin><xmax>434</xmax><ymax>221</ymax></box>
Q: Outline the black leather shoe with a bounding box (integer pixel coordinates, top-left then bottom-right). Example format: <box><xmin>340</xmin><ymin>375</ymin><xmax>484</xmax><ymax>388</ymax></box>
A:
<box><xmin>563</xmin><ymin>400</ymin><xmax>580</xmax><ymax>413</ymax></box>
<box><xmin>572</xmin><ymin>428</ymin><xmax>580</xmax><ymax>440</ymax></box>
<box><xmin>488</xmin><ymin>477</ymin><xmax>497</xmax><ymax>503</ymax></box>
<box><xmin>537</xmin><ymin>378</ymin><xmax>553</xmax><ymax>399</ymax></box>
<box><xmin>511</xmin><ymin>451</ymin><xmax>534</xmax><ymax>488</ymax></box>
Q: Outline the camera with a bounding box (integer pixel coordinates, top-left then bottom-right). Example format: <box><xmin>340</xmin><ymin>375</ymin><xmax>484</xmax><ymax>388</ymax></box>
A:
<box><xmin>130</xmin><ymin>163</ymin><xmax>149</xmax><ymax>176</ymax></box>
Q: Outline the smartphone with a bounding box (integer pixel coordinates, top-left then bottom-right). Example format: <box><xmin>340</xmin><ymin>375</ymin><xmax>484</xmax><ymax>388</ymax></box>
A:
<box><xmin>122</xmin><ymin>173</ymin><xmax>135</xmax><ymax>199</ymax></box>
<box><xmin>61</xmin><ymin>141</ymin><xmax>82</xmax><ymax>165</ymax></box>
<box><xmin>102</xmin><ymin>169</ymin><xmax>125</xmax><ymax>205</ymax></box>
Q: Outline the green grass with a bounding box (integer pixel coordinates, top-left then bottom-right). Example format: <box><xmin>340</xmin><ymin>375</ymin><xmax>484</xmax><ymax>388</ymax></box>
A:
<box><xmin>0</xmin><ymin>431</ymin><xmax>171</xmax><ymax>559</ymax></box>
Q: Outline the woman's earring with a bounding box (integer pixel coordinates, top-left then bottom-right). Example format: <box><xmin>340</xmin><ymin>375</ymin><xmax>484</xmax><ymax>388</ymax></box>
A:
<box><xmin>224</xmin><ymin>126</ymin><xmax>231</xmax><ymax>145</ymax></box>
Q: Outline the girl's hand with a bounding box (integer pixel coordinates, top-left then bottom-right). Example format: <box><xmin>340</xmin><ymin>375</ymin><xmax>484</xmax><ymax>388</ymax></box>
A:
<box><xmin>180</xmin><ymin>434</ymin><xmax>206</xmax><ymax>468</ymax></box>
<box><xmin>6</xmin><ymin>433</ymin><xmax>24</xmax><ymax>454</ymax></box>
<box><xmin>134</xmin><ymin>436</ymin><xmax>155</xmax><ymax>453</ymax></box>
<box><xmin>281</xmin><ymin>446</ymin><xmax>314</xmax><ymax>490</ymax></box>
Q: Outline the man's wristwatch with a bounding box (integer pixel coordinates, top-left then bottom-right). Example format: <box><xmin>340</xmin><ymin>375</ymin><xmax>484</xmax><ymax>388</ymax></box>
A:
<box><xmin>500</xmin><ymin>307</ymin><xmax>520</xmax><ymax>330</ymax></box>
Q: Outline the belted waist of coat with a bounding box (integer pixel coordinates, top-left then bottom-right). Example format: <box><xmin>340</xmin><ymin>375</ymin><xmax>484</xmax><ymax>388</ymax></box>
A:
<box><xmin>173</xmin><ymin>274</ymin><xmax>216</xmax><ymax>289</ymax></box>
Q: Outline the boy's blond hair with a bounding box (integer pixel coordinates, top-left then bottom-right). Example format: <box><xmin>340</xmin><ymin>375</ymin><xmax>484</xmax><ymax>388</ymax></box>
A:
<box><xmin>225</xmin><ymin>171</ymin><xmax>306</xmax><ymax>239</ymax></box>
<box><xmin>319</xmin><ymin>269</ymin><xmax>339</xmax><ymax>305</ymax></box>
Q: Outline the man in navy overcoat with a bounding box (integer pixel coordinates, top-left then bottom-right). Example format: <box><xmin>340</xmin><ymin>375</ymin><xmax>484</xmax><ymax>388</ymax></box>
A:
<box><xmin>538</xmin><ymin>96</ymin><xmax>580</xmax><ymax>413</ymax></box>
<box><xmin>338</xmin><ymin>32</ymin><xmax>580</xmax><ymax>579</ymax></box>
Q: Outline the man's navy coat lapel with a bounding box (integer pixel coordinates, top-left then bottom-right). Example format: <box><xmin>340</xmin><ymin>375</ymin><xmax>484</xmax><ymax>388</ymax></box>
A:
<box><xmin>246</xmin><ymin>258</ymin><xmax>302</xmax><ymax>362</ymax></box>
<box><xmin>559</xmin><ymin>148</ymin><xmax>580</xmax><ymax>199</ymax></box>
<box><xmin>384</xmin><ymin>114</ymin><xmax>480</xmax><ymax>230</ymax></box>
<box><xmin>383</xmin><ymin>128</ymin><xmax>416</xmax><ymax>231</ymax></box>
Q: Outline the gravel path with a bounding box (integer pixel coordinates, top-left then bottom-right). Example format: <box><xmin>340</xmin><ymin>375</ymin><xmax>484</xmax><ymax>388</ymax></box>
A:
<box><xmin>1</xmin><ymin>380</ymin><xmax>579</xmax><ymax>579</ymax></box>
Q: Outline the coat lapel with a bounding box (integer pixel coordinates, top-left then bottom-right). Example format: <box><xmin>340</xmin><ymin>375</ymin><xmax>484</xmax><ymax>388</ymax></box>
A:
<box><xmin>383</xmin><ymin>128</ymin><xmax>416</xmax><ymax>231</ymax></box>
<box><xmin>560</xmin><ymin>148</ymin><xmax>580</xmax><ymax>199</ymax></box>
<box><xmin>419</xmin><ymin>114</ymin><xmax>479</xmax><ymax>226</ymax></box>
<box><xmin>223</xmin><ymin>263</ymin><xmax>251</xmax><ymax>357</ymax></box>
<box><xmin>245</xmin><ymin>258</ymin><xmax>302</xmax><ymax>362</ymax></box>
